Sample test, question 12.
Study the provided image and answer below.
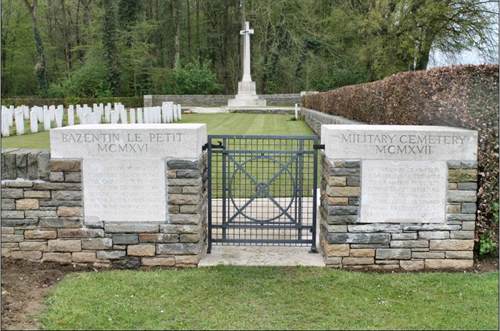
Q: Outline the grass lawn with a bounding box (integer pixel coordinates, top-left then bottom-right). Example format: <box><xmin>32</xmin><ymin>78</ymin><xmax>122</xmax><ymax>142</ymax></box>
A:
<box><xmin>41</xmin><ymin>267</ymin><xmax>498</xmax><ymax>330</ymax></box>
<box><xmin>1</xmin><ymin>113</ymin><xmax>313</xmax><ymax>149</ymax></box>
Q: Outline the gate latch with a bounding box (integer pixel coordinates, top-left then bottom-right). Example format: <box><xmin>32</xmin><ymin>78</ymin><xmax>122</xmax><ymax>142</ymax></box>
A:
<box><xmin>313</xmin><ymin>144</ymin><xmax>325</xmax><ymax>150</ymax></box>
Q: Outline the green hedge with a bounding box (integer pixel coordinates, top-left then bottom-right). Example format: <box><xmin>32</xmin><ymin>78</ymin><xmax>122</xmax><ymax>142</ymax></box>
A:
<box><xmin>1</xmin><ymin>96</ymin><xmax>143</xmax><ymax>108</ymax></box>
<box><xmin>303</xmin><ymin>64</ymin><xmax>499</xmax><ymax>251</ymax></box>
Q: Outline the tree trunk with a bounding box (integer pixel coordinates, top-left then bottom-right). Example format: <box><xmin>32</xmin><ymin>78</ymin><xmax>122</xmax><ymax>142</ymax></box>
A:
<box><xmin>1</xmin><ymin>0</ymin><xmax>12</xmax><ymax>95</ymax></box>
<box><xmin>173</xmin><ymin>0</ymin><xmax>181</xmax><ymax>68</ymax></box>
<box><xmin>75</xmin><ymin>0</ymin><xmax>83</xmax><ymax>63</ymax></box>
<box><xmin>195</xmin><ymin>0</ymin><xmax>200</xmax><ymax>65</ymax></box>
<box><xmin>59</xmin><ymin>0</ymin><xmax>72</xmax><ymax>73</ymax></box>
<box><xmin>222</xmin><ymin>0</ymin><xmax>229</xmax><ymax>93</ymax></box>
<box><xmin>23</xmin><ymin>0</ymin><xmax>48</xmax><ymax>96</ymax></box>
<box><xmin>187</xmin><ymin>0</ymin><xmax>191</xmax><ymax>61</ymax></box>
<box><xmin>102</xmin><ymin>0</ymin><xmax>120</xmax><ymax>95</ymax></box>
<box><xmin>414</xmin><ymin>37</ymin><xmax>433</xmax><ymax>70</ymax></box>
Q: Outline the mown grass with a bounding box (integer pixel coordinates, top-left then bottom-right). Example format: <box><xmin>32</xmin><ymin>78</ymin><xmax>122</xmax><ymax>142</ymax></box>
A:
<box><xmin>41</xmin><ymin>267</ymin><xmax>498</xmax><ymax>330</ymax></box>
<box><xmin>1</xmin><ymin>113</ymin><xmax>313</xmax><ymax>149</ymax></box>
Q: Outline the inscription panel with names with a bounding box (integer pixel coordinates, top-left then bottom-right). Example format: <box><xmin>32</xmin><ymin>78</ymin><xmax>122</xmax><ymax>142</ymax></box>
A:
<box><xmin>83</xmin><ymin>159</ymin><xmax>166</xmax><ymax>222</ymax></box>
<box><xmin>360</xmin><ymin>160</ymin><xmax>447</xmax><ymax>223</ymax></box>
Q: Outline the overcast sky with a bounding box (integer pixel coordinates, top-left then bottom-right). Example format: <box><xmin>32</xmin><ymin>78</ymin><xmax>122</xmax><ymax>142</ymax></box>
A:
<box><xmin>428</xmin><ymin>3</ymin><xmax>499</xmax><ymax>67</ymax></box>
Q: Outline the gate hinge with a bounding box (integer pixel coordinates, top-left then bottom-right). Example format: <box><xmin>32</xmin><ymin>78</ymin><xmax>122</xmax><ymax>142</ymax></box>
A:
<box><xmin>313</xmin><ymin>144</ymin><xmax>325</xmax><ymax>150</ymax></box>
<box><xmin>202</xmin><ymin>141</ymin><xmax>224</xmax><ymax>151</ymax></box>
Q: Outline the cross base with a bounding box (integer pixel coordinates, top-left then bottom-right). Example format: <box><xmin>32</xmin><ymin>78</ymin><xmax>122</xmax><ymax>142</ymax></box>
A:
<box><xmin>227</xmin><ymin>81</ymin><xmax>267</xmax><ymax>107</ymax></box>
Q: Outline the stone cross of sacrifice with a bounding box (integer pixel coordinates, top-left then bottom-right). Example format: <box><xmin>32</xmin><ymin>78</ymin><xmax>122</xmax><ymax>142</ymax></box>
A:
<box><xmin>240</xmin><ymin>21</ymin><xmax>254</xmax><ymax>82</ymax></box>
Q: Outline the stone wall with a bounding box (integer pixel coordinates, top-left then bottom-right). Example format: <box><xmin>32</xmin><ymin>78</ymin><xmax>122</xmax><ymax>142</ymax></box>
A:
<box><xmin>1</xmin><ymin>151</ymin><xmax>208</xmax><ymax>268</ymax></box>
<box><xmin>145</xmin><ymin>94</ymin><xmax>301</xmax><ymax>107</ymax></box>
<box><xmin>2</xmin><ymin>149</ymin><xmax>50</xmax><ymax>180</ymax></box>
<box><xmin>301</xmin><ymin>107</ymin><xmax>360</xmax><ymax>136</ymax></box>
<box><xmin>320</xmin><ymin>154</ymin><xmax>476</xmax><ymax>271</ymax></box>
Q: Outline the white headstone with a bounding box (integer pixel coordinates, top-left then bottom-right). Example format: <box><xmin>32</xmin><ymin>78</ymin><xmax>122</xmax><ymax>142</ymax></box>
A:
<box><xmin>49</xmin><ymin>105</ymin><xmax>56</xmax><ymax>121</ymax></box>
<box><xmin>155</xmin><ymin>107</ymin><xmax>160</xmax><ymax>123</ymax></box>
<box><xmin>161</xmin><ymin>102</ymin><xmax>168</xmax><ymax>123</ymax></box>
<box><xmin>35</xmin><ymin>107</ymin><xmax>43</xmax><ymax>123</ymax></box>
<box><xmin>166</xmin><ymin>105</ymin><xmax>173</xmax><ymax>123</ymax></box>
<box><xmin>23</xmin><ymin>105</ymin><xmax>30</xmax><ymax>119</ymax></box>
<box><xmin>1</xmin><ymin>111</ymin><xmax>10</xmax><ymax>137</ymax></box>
<box><xmin>129</xmin><ymin>109</ymin><xmax>136</xmax><ymax>124</ymax></box>
<box><xmin>2</xmin><ymin>107</ymin><xmax>13</xmax><ymax>136</ymax></box>
<box><xmin>137</xmin><ymin>108</ymin><xmax>143</xmax><ymax>123</ymax></box>
<box><xmin>14</xmin><ymin>110</ymin><xmax>24</xmax><ymax>135</ymax></box>
<box><xmin>30</xmin><ymin>110</ymin><xmax>38</xmax><ymax>133</ymax></box>
<box><xmin>110</xmin><ymin>110</ymin><xmax>119</xmax><ymax>124</ymax></box>
<box><xmin>68</xmin><ymin>105</ymin><xmax>75</xmax><ymax>126</ymax></box>
<box><xmin>321</xmin><ymin>125</ymin><xmax>478</xmax><ymax>223</ymax></box>
<box><xmin>43</xmin><ymin>109</ymin><xmax>52</xmax><ymax>130</ymax></box>
<box><xmin>95</xmin><ymin>109</ymin><xmax>103</xmax><ymax>123</ymax></box>
<box><xmin>104</xmin><ymin>106</ymin><xmax>111</xmax><ymax>123</ymax></box>
<box><xmin>172</xmin><ymin>105</ymin><xmax>179</xmax><ymax>122</ymax></box>
<box><xmin>294</xmin><ymin>104</ymin><xmax>299</xmax><ymax>120</ymax></box>
<box><xmin>8</xmin><ymin>108</ymin><xmax>14</xmax><ymax>126</ymax></box>
<box><xmin>55</xmin><ymin>107</ymin><xmax>64</xmax><ymax>127</ymax></box>
<box><xmin>51</xmin><ymin>124</ymin><xmax>208</xmax><ymax>223</ymax></box>
<box><xmin>177</xmin><ymin>104</ymin><xmax>182</xmax><ymax>121</ymax></box>
<box><xmin>119</xmin><ymin>108</ymin><xmax>128</xmax><ymax>124</ymax></box>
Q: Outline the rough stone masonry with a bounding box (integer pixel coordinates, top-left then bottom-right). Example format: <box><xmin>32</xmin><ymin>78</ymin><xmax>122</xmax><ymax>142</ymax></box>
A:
<box><xmin>319</xmin><ymin>125</ymin><xmax>479</xmax><ymax>271</ymax></box>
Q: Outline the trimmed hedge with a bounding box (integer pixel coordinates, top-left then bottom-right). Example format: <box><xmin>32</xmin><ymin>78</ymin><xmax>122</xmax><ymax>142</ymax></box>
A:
<box><xmin>304</xmin><ymin>64</ymin><xmax>499</xmax><ymax>247</ymax></box>
<box><xmin>1</xmin><ymin>96</ymin><xmax>143</xmax><ymax>108</ymax></box>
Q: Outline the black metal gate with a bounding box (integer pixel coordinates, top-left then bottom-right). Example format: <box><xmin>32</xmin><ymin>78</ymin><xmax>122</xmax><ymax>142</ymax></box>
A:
<box><xmin>207</xmin><ymin>135</ymin><xmax>319</xmax><ymax>252</ymax></box>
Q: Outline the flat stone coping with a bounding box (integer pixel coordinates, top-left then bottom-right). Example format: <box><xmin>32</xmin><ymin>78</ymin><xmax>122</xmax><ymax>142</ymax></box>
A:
<box><xmin>50</xmin><ymin>123</ymin><xmax>208</xmax><ymax>160</ymax></box>
<box><xmin>321</xmin><ymin>124</ymin><xmax>478</xmax><ymax>161</ymax></box>
<box><xmin>225</xmin><ymin>106</ymin><xmax>294</xmax><ymax>110</ymax></box>
<box><xmin>50</xmin><ymin>123</ymin><xmax>206</xmax><ymax>130</ymax></box>
<box><xmin>185</xmin><ymin>107</ymin><xmax>229</xmax><ymax>113</ymax></box>
<box><xmin>322</xmin><ymin>124</ymin><xmax>476</xmax><ymax>132</ymax></box>
<box><xmin>199</xmin><ymin>246</ymin><xmax>325</xmax><ymax>267</ymax></box>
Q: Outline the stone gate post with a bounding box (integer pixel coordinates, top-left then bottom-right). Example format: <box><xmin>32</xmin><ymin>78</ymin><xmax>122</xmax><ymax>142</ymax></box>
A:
<box><xmin>1</xmin><ymin>124</ymin><xmax>208</xmax><ymax>268</ymax></box>
<box><xmin>319</xmin><ymin>125</ymin><xmax>478</xmax><ymax>271</ymax></box>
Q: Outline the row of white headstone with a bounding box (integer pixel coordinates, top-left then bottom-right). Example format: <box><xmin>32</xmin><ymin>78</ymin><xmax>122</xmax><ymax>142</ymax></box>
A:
<box><xmin>1</xmin><ymin>101</ymin><xmax>182</xmax><ymax>137</ymax></box>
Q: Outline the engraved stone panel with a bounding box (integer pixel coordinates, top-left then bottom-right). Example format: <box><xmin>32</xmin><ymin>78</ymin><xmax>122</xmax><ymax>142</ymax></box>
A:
<box><xmin>361</xmin><ymin>160</ymin><xmax>447</xmax><ymax>223</ymax></box>
<box><xmin>83</xmin><ymin>159</ymin><xmax>166</xmax><ymax>222</ymax></box>
<box><xmin>50</xmin><ymin>124</ymin><xmax>207</xmax><ymax>224</ymax></box>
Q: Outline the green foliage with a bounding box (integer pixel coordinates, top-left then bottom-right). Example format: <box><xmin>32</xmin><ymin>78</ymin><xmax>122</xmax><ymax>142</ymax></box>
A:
<box><xmin>164</xmin><ymin>63</ymin><xmax>222</xmax><ymax>94</ymax></box>
<box><xmin>47</xmin><ymin>60</ymin><xmax>112</xmax><ymax>98</ymax></box>
<box><xmin>492</xmin><ymin>202</ymin><xmax>499</xmax><ymax>224</ymax></box>
<box><xmin>1</xmin><ymin>0</ymin><xmax>497</xmax><ymax>96</ymax></box>
<box><xmin>480</xmin><ymin>231</ymin><xmax>497</xmax><ymax>256</ymax></box>
<box><xmin>1</xmin><ymin>96</ymin><xmax>142</xmax><ymax>108</ymax></box>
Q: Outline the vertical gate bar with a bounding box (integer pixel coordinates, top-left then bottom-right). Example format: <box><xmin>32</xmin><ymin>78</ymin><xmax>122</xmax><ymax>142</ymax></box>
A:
<box><xmin>297</xmin><ymin>140</ymin><xmax>304</xmax><ymax>242</ymax></box>
<box><xmin>311</xmin><ymin>136</ymin><xmax>319</xmax><ymax>252</ymax></box>
<box><xmin>207</xmin><ymin>137</ymin><xmax>213</xmax><ymax>253</ymax></box>
<box><xmin>222</xmin><ymin>138</ymin><xmax>227</xmax><ymax>240</ymax></box>
<box><xmin>291</xmin><ymin>143</ymin><xmax>300</xmax><ymax>236</ymax></box>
